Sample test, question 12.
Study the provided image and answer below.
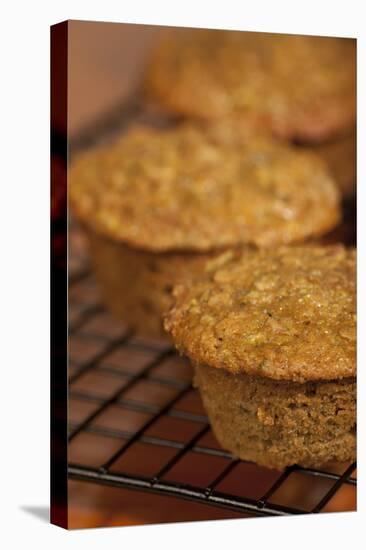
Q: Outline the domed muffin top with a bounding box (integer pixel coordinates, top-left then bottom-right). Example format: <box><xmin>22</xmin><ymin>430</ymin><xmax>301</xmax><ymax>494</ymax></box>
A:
<box><xmin>145</xmin><ymin>30</ymin><xmax>356</xmax><ymax>142</ymax></box>
<box><xmin>70</xmin><ymin>124</ymin><xmax>340</xmax><ymax>252</ymax></box>
<box><xmin>165</xmin><ymin>245</ymin><xmax>356</xmax><ymax>382</ymax></box>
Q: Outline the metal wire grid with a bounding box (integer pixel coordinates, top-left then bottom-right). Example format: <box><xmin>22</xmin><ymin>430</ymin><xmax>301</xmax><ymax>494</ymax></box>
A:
<box><xmin>67</xmin><ymin>99</ymin><xmax>356</xmax><ymax>519</ymax></box>
<box><xmin>68</xmin><ymin>244</ymin><xmax>356</xmax><ymax>518</ymax></box>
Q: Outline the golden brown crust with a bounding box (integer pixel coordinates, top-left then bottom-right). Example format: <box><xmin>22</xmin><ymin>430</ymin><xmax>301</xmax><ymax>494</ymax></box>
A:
<box><xmin>145</xmin><ymin>30</ymin><xmax>356</xmax><ymax>142</ymax></box>
<box><xmin>165</xmin><ymin>245</ymin><xmax>356</xmax><ymax>382</ymax></box>
<box><xmin>69</xmin><ymin>124</ymin><xmax>340</xmax><ymax>252</ymax></box>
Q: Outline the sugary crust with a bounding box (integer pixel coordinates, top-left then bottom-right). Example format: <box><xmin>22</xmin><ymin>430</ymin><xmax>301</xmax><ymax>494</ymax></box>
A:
<box><xmin>69</xmin><ymin>124</ymin><xmax>340</xmax><ymax>252</ymax></box>
<box><xmin>165</xmin><ymin>245</ymin><xmax>356</xmax><ymax>382</ymax></box>
<box><xmin>195</xmin><ymin>364</ymin><xmax>356</xmax><ymax>468</ymax></box>
<box><xmin>145</xmin><ymin>30</ymin><xmax>356</xmax><ymax>142</ymax></box>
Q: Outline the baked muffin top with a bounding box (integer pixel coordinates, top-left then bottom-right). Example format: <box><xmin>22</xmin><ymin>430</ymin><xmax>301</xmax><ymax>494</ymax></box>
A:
<box><xmin>69</xmin><ymin>124</ymin><xmax>340</xmax><ymax>252</ymax></box>
<box><xmin>145</xmin><ymin>30</ymin><xmax>356</xmax><ymax>142</ymax></box>
<box><xmin>165</xmin><ymin>245</ymin><xmax>356</xmax><ymax>382</ymax></box>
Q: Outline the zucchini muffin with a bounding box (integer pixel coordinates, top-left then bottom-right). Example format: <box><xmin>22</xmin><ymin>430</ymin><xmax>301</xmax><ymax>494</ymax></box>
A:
<box><xmin>145</xmin><ymin>30</ymin><xmax>356</xmax><ymax>142</ymax></box>
<box><xmin>165</xmin><ymin>245</ymin><xmax>356</xmax><ymax>468</ymax></box>
<box><xmin>70</xmin><ymin>124</ymin><xmax>341</xmax><ymax>338</ymax></box>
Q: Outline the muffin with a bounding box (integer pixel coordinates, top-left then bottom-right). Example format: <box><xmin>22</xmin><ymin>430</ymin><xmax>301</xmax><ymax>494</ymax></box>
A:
<box><xmin>70</xmin><ymin>124</ymin><xmax>341</xmax><ymax>338</ymax></box>
<box><xmin>86</xmin><ymin>231</ymin><xmax>223</xmax><ymax>338</ymax></box>
<box><xmin>165</xmin><ymin>245</ymin><xmax>356</xmax><ymax>468</ymax></box>
<box><xmin>145</xmin><ymin>30</ymin><xmax>356</xmax><ymax>142</ymax></box>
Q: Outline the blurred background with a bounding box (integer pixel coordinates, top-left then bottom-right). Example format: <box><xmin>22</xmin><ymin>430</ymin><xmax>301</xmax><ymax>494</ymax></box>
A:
<box><xmin>68</xmin><ymin>21</ymin><xmax>165</xmax><ymax>138</ymax></box>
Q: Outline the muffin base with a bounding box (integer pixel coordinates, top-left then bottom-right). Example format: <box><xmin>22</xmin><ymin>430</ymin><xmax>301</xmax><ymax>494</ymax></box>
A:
<box><xmin>86</xmin><ymin>229</ymin><xmax>223</xmax><ymax>339</ymax></box>
<box><xmin>195</xmin><ymin>364</ymin><xmax>356</xmax><ymax>469</ymax></box>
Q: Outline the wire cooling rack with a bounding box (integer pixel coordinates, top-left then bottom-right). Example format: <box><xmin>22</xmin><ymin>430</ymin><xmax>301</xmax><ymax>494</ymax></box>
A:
<box><xmin>68</xmin><ymin>99</ymin><xmax>356</xmax><ymax>519</ymax></box>
<box><xmin>68</xmin><ymin>224</ymin><xmax>356</xmax><ymax>518</ymax></box>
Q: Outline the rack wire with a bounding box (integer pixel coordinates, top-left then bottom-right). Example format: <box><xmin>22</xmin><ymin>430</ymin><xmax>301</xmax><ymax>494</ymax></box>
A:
<box><xmin>68</xmin><ymin>99</ymin><xmax>356</xmax><ymax>520</ymax></box>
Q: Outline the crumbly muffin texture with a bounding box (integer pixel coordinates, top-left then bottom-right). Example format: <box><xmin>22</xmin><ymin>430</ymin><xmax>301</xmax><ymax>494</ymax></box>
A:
<box><xmin>195</xmin><ymin>364</ymin><xmax>356</xmax><ymax>469</ymax></box>
<box><xmin>70</xmin><ymin>124</ymin><xmax>340</xmax><ymax>252</ymax></box>
<box><xmin>165</xmin><ymin>245</ymin><xmax>356</xmax><ymax>382</ymax></box>
<box><xmin>145</xmin><ymin>30</ymin><xmax>356</xmax><ymax>142</ymax></box>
